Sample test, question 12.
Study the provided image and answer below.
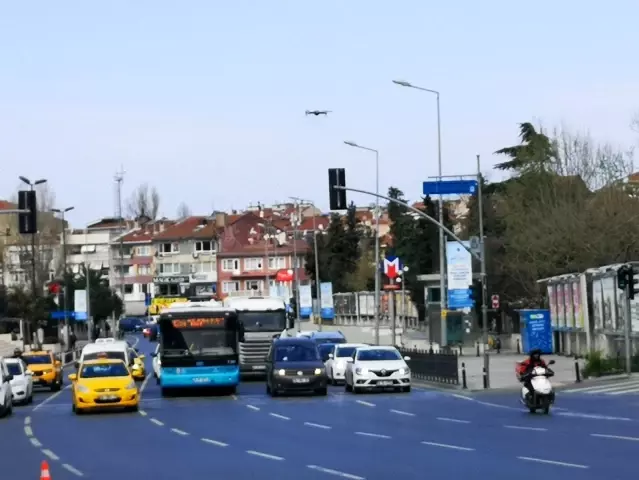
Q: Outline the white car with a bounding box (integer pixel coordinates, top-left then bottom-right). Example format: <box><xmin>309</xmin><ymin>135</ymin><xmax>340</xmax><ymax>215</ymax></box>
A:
<box><xmin>325</xmin><ymin>343</ymin><xmax>367</xmax><ymax>385</ymax></box>
<box><xmin>0</xmin><ymin>357</ymin><xmax>14</xmax><ymax>417</ymax></box>
<box><xmin>152</xmin><ymin>344</ymin><xmax>161</xmax><ymax>384</ymax></box>
<box><xmin>6</xmin><ymin>358</ymin><xmax>33</xmax><ymax>405</ymax></box>
<box><xmin>344</xmin><ymin>346</ymin><xmax>411</xmax><ymax>393</ymax></box>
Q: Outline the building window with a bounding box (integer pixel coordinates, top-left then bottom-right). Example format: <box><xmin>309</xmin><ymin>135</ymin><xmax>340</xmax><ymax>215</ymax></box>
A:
<box><xmin>114</xmin><ymin>265</ymin><xmax>131</xmax><ymax>276</ymax></box>
<box><xmin>193</xmin><ymin>262</ymin><xmax>214</xmax><ymax>273</ymax></box>
<box><xmin>245</xmin><ymin>280</ymin><xmax>262</xmax><ymax>291</ymax></box>
<box><xmin>160</xmin><ymin>242</ymin><xmax>179</xmax><ymax>254</ymax></box>
<box><xmin>157</xmin><ymin>284</ymin><xmax>180</xmax><ymax>296</ymax></box>
<box><xmin>137</xmin><ymin>246</ymin><xmax>151</xmax><ymax>256</ymax></box>
<box><xmin>244</xmin><ymin>258</ymin><xmax>263</xmax><ymax>271</ymax></box>
<box><xmin>159</xmin><ymin>263</ymin><xmax>179</xmax><ymax>274</ymax></box>
<box><xmin>222</xmin><ymin>281</ymin><xmax>240</xmax><ymax>293</ymax></box>
<box><xmin>294</xmin><ymin>256</ymin><xmax>305</xmax><ymax>269</ymax></box>
<box><xmin>268</xmin><ymin>257</ymin><xmax>286</xmax><ymax>270</ymax></box>
<box><xmin>194</xmin><ymin>241</ymin><xmax>215</xmax><ymax>253</ymax></box>
<box><xmin>138</xmin><ymin>265</ymin><xmax>151</xmax><ymax>275</ymax></box>
<box><xmin>124</xmin><ymin>284</ymin><xmax>134</xmax><ymax>294</ymax></box>
<box><xmin>221</xmin><ymin>259</ymin><xmax>240</xmax><ymax>271</ymax></box>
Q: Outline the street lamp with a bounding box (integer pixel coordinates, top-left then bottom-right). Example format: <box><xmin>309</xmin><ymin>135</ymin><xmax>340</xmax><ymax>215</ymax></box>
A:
<box><xmin>343</xmin><ymin>141</ymin><xmax>381</xmax><ymax>345</ymax></box>
<box><xmin>392</xmin><ymin>79</ymin><xmax>445</xmax><ymax>343</ymax></box>
<box><xmin>51</xmin><ymin>206</ymin><xmax>74</xmax><ymax>347</ymax></box>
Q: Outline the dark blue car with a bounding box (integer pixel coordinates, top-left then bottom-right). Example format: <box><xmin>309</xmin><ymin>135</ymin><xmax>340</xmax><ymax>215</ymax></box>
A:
<box><xmin>118</xmin><ymin>317</ymin><xmax>146</xmax><ymax>333</ymax></box>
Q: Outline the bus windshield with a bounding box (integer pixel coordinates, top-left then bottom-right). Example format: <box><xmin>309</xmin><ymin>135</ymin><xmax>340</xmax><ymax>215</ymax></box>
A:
<box><xmin>160</xmin><ymin>317</ymin><xmax>238</xmax><ymax>356</ymax></box>
<box><xmin>238</xmin><ymin>311</ymin><xmax>287</xmax><ymax>332</ymax></box>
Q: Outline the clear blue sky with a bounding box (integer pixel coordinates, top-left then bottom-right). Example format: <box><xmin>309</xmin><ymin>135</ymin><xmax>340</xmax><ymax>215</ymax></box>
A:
<box><xmin>1</xmin><ymin>1</ymin><xmax>637</xmax><ymax>226</ymax></box>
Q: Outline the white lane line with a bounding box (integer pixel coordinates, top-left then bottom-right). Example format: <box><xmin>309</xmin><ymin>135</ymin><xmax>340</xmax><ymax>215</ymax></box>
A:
<box><xmin>24</xmin><ymin>416</ymin><xmax>31</xmax><ymax>425</ymax></box>
<box><xmin>231</xmin><ymin>394</ymin><xmax>238</xmax><ymax>400</ymax></box>
<box><xmin>30</xmin><ymin>438</ymin><xmax>42</xmax><ymax>447</ymax></box>
<box><xmin>24</xmin><ymin>425</ymin><xmax>33</xmax><ymax>437</ymax></box>
<box><xmin>42</xmin><ymin>449</ymin><xmax>60</xmax><ymax>460</ymax></box>
<box><xmin>557</xmin><ymin>412</ymin><xmax>632</xmax><ymax>421</ymax></box>
<box><xmin>62</xmin><ymin>464</ymin><xmax>84</xmax><ymax>477</ymax></box>
<box><xmin>437</xmin><ymin>417</ymin><xmax>471</xmax><ymax>424</ymax></box>
<box><xmin>390</xmin><ymin>409</ymin><xmax>415</xmax><ymax>416</ymax></box>
<box><xmin>504</xmin><ymin>425</ymin><xmax>547</xmax><ymax>432</ymax></box>
<box><xmin>307</xmin><ymin>464</ymin><xmax>365</xmax><ymax>479</ymax></box>
<box><xmin>355</xmin><ymin>431</ymin><xmax>391</xmax><ymax>439</ymax></box>
<box><xmin>246</xmin><ymin>450</ymin><xmax>285</xmax><ymax>461</ymax></box>
<box><xmin>591</xmin><ymin>433</ymin><xmax>639</xmax><ymax>442</ymax></box>
<box><xmin>140</xmin><ymin>373</ymin><xmax>152</xmax><ymax>393</ymax></box>
<box><xmin>421</xmin><ymin>441</ymin><xmax>474</xmax><ymax>451</ymax></box>
<box><xmin>452</xmin><ymin>393</ymin><xmax>473</xmax><ymax>401</ymax></box>
<box><xmin>139</xmin><ymin>410</ymin><xmax>148</xmax><ymax>416</ymax></box>
<box><xmin>304</xmin><ymin>422</ymin><xmax>332</xmax><ymax>430</ymax></box>
<box><xmin>171</xmin><ymin>428</ymin><xmax>189</xmax><ymax>436</ymax></box>
<box><xmin>246</xmin><ymin>404</ymin><xmax>260</xmax><ymax>411</ymax></box>
<box><xmin>150</xmin><ymin>418</ymin><xmax>164</xmax><ymax>426</ymax></box>
<box><xmin>355</xmin><ymin>400</ymin><xmax>375</xmax><ymax>407</ymax></box>
<box><xmin>201</xmin><ymin>438</ymin><xmax>229</xmax><ymax>447</ymax></box>
<box><xmin>269</xmin><ymin>412</ymin><xmax>291</xmax><ymax>420</ymax></box>
<box><xmin>33</xmin><ymin>384</ymin><xmax>71</xmax><ymax>411</ymax></box>
<box><xmin>517</xmin><ymin>456</ymin><xmax>588</xmax><ymax>469</ymax></box>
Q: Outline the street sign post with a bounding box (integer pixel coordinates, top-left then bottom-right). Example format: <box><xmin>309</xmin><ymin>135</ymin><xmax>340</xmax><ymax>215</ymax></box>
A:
<box><xmin>491</xmin><ymin>294</ymin><xmax>500</xmax><ymax>309</ymax></box>
<box><xmin>423</xmin><ymin>179</ymin><xmax>478</xmax><ymax>196</ymax></box>
<box><xmin>382</xmin><ymin>255</ymin><xmax>402</xmax><ymax>279</ymax></box>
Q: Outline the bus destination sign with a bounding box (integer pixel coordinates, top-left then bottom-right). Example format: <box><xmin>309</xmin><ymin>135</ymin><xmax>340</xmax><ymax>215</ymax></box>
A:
<box><xmin>171</xmin><ymin>317</ymin><xmax>224</xmax><ymax>329</ymax></box>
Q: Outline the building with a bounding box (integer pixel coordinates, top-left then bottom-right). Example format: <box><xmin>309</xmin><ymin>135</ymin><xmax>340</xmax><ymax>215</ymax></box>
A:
<box><xmin>151</xmin><ymin>215</ymin><xmax>224</xmax><ymax>299</ymax></box>
<box><xmin>216</xmin><ymin>212</ymin><xmax>310</xmax><ymax>299</ymax></box>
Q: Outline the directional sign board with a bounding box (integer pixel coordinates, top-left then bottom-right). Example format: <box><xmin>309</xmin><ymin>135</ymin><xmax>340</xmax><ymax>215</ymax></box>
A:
<box><xmin>383</xmin><ymin>255</ymin><xmax>402</xmax><ymax>279</ymax></box>
<box><xmin>423</xmin><ymin>179</ymin><xmax>478</xmax><ymax>196</ymax></box>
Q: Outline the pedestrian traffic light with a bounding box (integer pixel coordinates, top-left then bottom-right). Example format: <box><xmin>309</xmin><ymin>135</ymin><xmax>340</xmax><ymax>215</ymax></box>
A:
<box><xmin>18</xmin><ymin>190</ymin><xmax>37</xmax><ymax>234</ymax></box>
<box><xmin>328</xmin><ymin>168</ymin><xmax>347</xmax><ymax>210</ymax></box>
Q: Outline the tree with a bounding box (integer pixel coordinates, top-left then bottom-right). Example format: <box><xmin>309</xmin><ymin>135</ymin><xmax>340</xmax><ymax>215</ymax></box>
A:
<box><xmin>70</xmin><ymin>266</ymin><xmax>124</xmax><ymax>322</ymax></box>
<box><xmin>6</xmin><ymin>285</ymin><xmax>57</xmax><ymax>348</ymax></box>
<box><xmin>494</xmin><ymin>122</ymin><xmax>556</xmax><ymax>173</ymax></box>
<box><xmin>176</xmin><ymin>202</ymin><xmax>192</xmax><ymax>218</ymax></box>
<box><xmin>126</xmin><ymin>183</ymin><xmax>160</xmax><ymax>219</ymax></box>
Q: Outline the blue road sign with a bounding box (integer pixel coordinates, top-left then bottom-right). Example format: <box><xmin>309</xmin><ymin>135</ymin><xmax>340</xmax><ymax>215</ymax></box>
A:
<box><xmin>423</xmin><ymin>179</ymin><xmax>478</xmax><ymax>196</ymax></box>
<box><xmin>448</xmin><ymin>289</ymin><xmax>473</xmax><ymax>309</ymax></box>
<box><xmin>51</xmin><ymin>311</ymin><xmax>75</xmax><ymax>320</ymax></box>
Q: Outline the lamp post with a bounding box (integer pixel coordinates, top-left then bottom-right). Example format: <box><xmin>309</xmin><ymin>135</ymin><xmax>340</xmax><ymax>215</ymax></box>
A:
<box><xmin>18</xmin><ymin>176</ymin><xmax>47</xmax><ymax>348</ymax></box>
<box><xmin>344</xmin><ymin>141</ymin><xmax>381</xmax><ymax>345</ymax></box>
<box><xmin>392</xmin><ymin>79</ymin><xmax>445</xmax><ymax>342</ymax></box>
<box><xmin>51</xmin><ymin>206</ymin><xmax>74</xmax><ymax>349</ymax></box>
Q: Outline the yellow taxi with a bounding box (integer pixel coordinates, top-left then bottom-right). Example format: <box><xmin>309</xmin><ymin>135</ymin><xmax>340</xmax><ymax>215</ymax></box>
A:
<box><xmin>68</xmin><ymin>357</ymin><xmax>139</xmax><ymax>414</ymax></box>
<box><xmin>22</xmin><ymin>351</ymin><xmax>63</xmax><ymax>391</ymax></box>
<box><xmin>128</xmin><ymin>348</ymin><xmax>147</xmax><ymax>381</ymax></box>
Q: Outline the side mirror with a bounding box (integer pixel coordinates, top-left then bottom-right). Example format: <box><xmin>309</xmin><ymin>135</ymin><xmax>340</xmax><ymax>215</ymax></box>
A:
<box><xmin>345</xmin><ymin>357</ymin><xmax>354</xmax><ymax>363</ymax></box>
<box><xmin>150</xmin><ymin>352</ymin><xmax>157</xmax><ymax>358</ymax></box>
<box><xmin>68</xmin><ymin>373</ymin><xmax>77</xmax><ymax>381</ymax></box>
<box><xmin>25</xmin><ymin>370</ymin><xmax>33</xmax><ymax>376</ymax></box>
<box><xmin>548</xmin><ymin>360</ymin><xmax>555</xmax><ymax>365</ymax></box>
<box><xmin>403</xmin><ymin>356</ymin><xmax>411</xmax><ymax>361</ymax></box>
<box><xmin>328</xmin><ymin>353</ymin><xmax>334</xmax><ymax>359</ymax></box>
<box><xmin>6</xmin><ymin>374</ymin><xmax>13</xmax><ymax>382</ymax></box>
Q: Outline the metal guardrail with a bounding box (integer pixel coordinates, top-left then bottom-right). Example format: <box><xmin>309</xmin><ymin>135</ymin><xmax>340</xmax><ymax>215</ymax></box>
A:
<box><xmin>399</xmin><ymin>347</ymin><xmax>459</xmax><ymax>385</ymax></box>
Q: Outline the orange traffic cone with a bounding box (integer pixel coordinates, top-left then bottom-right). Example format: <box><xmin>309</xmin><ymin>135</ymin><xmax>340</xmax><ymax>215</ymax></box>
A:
<box><xmin>40</xmin><ymin>460</ymin><xmax>51</xmax><ymax>480</ymax></box>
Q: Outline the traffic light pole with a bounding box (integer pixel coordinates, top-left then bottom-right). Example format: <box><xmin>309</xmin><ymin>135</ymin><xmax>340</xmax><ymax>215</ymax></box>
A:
<box><xmin>477</xmin><ymin>155</ymin><xmax>490</xmax><ymax>388</ymax></box>
<box><xmin>624</xmin><ymin>282</ymin><xmax>632</xmax><ymax>376</ymax></box>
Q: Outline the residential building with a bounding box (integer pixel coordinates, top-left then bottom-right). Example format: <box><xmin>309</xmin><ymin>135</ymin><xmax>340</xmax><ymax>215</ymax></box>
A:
<box><xmin>151</xmin><ymin>215</ymin><xmax>223</xmax><ymax>299</ymax></box>
<box><xmin>216</xmin><ymin>212</ymin><xmax>310</xmax><ymax>299</ymax></box>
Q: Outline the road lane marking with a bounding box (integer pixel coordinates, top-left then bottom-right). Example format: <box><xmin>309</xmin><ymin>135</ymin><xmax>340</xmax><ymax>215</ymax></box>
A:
<box><xmin>421</xmin><ymin>441</ymin><xmax>474</xmax><ymax>451</ymax></box>
<box><xmin>246</xmin><ymin>405</ymin><xmax>260</xmax><ymax>411</ymax></box>
<box><xmin>246</xmin><ymin>450</ymin><xmax>285</xmax><ymax>461</ymax></box>
<box><xmin>139</xmin><ymin>410</ymin><xmax>148</xmax><ymax>416</ymax></box>
<box><xmin>437</xmin><ymin>417</ymin><xmax>471</xmax><ymax>424</ymax></box>
<box><xmin>150</xmin><ymin>418</ymin><xmax>164</xmax><ymax>426</ymax></box>
<box><xmin>24</xmin><ymin>425</ymin><xmax>33</xmax><ymax>437</ymax></box>
<box><xmin>304</xmin><ymin>422</ymin><xmax>332</xmax><ymax>430</ymax></box>
<box><xmin>355</xmin><ymin>400</ymin><xmax>375</xmax><ymax>407</ymax></box>
<box><xmin>42</xmin><ymin>449</ymin><xmax>60</xmax><ymax>460</ymax></box>
<box><xmin>30</xmin><ymin>438</ymin><xmax>42</xmax><ymax>447</ymax></box>
<box><xmin>452</xmin><ymin>394</ymin><xmax>473</xmax><ymax>401</ymax></box>
<box><xmin>504</xmin><ymin>425</ymin><xmax>547</xmax><ymax>432</ymax></box>
<box><xmin>269</xmin><ymin>412</ymin><xmax>290</xmax><ymax>420</ymax></box>
<box><xmin>355</xmin><ymin>431</ymin><xmax>391</xmax><ymax>439</ymax></box>
<box><xmin>33</xmin><ymin>384</ymin><xmax>71</xmax><ymax>411</ymax></box>
<box><xmin>231</xmin><ymin>394</ymin><xmax>238</xmax><ymax>400</ymax></box>
<box><xmin>307</xmin><ymin>465</ymin><xmax>365</xmax><ymax>479</ymax></box>
<box><xmin>390</xmin><ymin>409</ymin><xmax>415</xmax><ymax>416</ymax></box>
<box><xmin>201</xmin><ymin>438</ymin><xmax>229</xmax><ymax>447</ymax></box>
<box><xmin>517</xmin><ymin>456</ymin><xmax>588</xmax><ymax>469</ymax></box>
<box><xmin>591</xmin><ymin>433</ymin><xmax>639</xmax><ymax>442</ymax></box>
<box><xmin>171</xmin><ymin>428</ymin><xmax>189</xmax><ymax>436</ymax></box>
<box><xmin>140</xmin><ymin>373</ymin><xmax>152</xmax><ymax>393</ymax></box>
<box><xmin>557</xmin><ymin>412</ymin><xmax>632</xmax><ymax>421</ymax></box>
<box><xmin>62</xmin><ymin>464</ymin><xmax>84</xmax><ymax>477</ymax></box>
<box><xmin>24</xmin><ymin>416</ymin><xmax>31</xmax><ymax>425</ymax></box>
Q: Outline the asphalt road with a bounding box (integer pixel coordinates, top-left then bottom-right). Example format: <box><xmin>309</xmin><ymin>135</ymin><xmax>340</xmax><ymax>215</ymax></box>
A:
<box><xmin>2</xmin><ymin>334</ymin><xmax>638</xmax><ymax>480</ymax></box>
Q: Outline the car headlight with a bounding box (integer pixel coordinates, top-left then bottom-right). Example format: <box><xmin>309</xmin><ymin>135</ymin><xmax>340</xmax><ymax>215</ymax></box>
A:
<box><xmin>355</xmin><ymin>367</ymin><xmax>368</xmax><ymax>375</ymax></box>
<box><xmin>314</xmin><ymin>368</ymin><xmax>324</xmax><ymax>375</ymax></box>
<box><xmin>399</xmin><ymin>367</ymin><xmax>410</xmax><ymax>375</ymax></box>
<box><xmin>42</xmin><ymin>370</ymin><xmax>51</xmax><ymax>375</ymax></box>
<box><xmin>125</xmin><ymin>381</ymin><xmax>137</xmax><ymax>390</ymax></box>
<box><xmin>277</xmin><ymin>369</ymin><xmax>286</xmax><ymax>376</ymax></box>
<box><xmin>76</xmin><ymin>384</ymin><xmax>90</xmax><ymax>393</ymax></box>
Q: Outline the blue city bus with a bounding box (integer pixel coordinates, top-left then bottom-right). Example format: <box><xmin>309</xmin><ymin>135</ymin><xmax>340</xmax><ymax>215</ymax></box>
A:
<box><xmin>155</xmin><ymin>302</ymin><xmax>244</xmax><ymax>396</ymax></box>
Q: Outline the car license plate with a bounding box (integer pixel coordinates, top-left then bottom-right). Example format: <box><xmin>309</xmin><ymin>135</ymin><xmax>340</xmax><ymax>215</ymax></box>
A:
<box><xmin>293</xmin><ymin>378</ymin><xmax>310</xmax><ymax>384</ymax></box>
<box><xmin>377</xmin><ymin>380</ymin><xmax>393</xmax><ymax>386</ymax></box>
<box><xmin>99</xmin><ymin>395</ymin><xmax>118</xmax><ymax>401</ymax></box>
<box><xmin>193</xmin><ymin>377</ymin><xmax>210</xmax><ymax>384</ymax></box>
<box><xmin>251</xmin><ymin>365</ymin><xmax>266</xmax><ymax>370</ymax></box>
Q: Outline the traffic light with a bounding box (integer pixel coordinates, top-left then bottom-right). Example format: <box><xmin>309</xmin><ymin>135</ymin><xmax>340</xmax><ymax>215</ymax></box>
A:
<box><xmin>328</xmin><ymin>168</ymin><xmax>347</xmax><ymax>210</ymax></box>
<box><xmin>629</xmin><ymin>267</ymin><xmax>639</xmax><ymax>300</ymax></box>
<box><xmin>617</xmin><ymin>266</ymin><xmax>628</xmax><ymax>290</ymax></box>
<box><xmin>616</xmin><ymin>265</ymin><xmax>639</xmax><ymax>300</ymax></box>
<box><xmin>469</xmin><ymin>280</ymin><xmax>483</xmax><ymax>309</ymax></box>
<box><xmin>18</xmin><ymin>190</ymin><xmax>37</xmax><ymax>234</ymax></box>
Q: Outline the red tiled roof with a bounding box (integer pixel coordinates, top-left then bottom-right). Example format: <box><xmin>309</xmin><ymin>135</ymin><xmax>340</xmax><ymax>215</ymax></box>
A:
<box><xmin>218</xmin><ymin>237</ymin><xmax>309</xmax><ymax>257</ymax></box>
<box><xmin>0</xmin><ymin>200</ymin><xmax>16</xmax><ymax>210</ymax></box>
<box><xmin>118</xmin><ymin>220</ymin><xmax>175</xmax><ymax>244</ymax></box>
<box><xmin>153</xmin><ymin>216</ymin><xmax>221</xmax><ymax>241</ymax></box>
<box><xmin>298</xmin><ymin>216</ymin><xmax>329</xmax><ymax>231</ymax></box>
<box><xmin>218</xmin><ymin>212</ymin><xmax>265</xmax><ymax>252</ymax></box>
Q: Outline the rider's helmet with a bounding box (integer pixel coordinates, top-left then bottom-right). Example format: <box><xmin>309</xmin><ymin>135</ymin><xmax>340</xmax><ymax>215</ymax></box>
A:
<box><xmin>13</xmin><ymin>348</ymin><xmax>22</xmax><ymax>357</ymax></box>
<box><xmin>530</xmin><ymin>348</ymin><xmax>542</xmax><ymax>362</ymax></box>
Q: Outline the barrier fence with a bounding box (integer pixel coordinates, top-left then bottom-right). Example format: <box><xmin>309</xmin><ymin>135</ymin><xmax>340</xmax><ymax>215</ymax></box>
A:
<box><xmin>398</xmin><ymin>347</ymin><xmax>459</xmax><ymax>385</ymax></box>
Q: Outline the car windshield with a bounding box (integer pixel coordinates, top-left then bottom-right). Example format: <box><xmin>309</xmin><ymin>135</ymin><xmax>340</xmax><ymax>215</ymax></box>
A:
<box><xmin>22</xmin><ymin>355</ymin><xmax>51</xmax><ymax>365</ymax></box>
<box><xmin>161</xmin><ymin>323</ymin><xmax>236</xmax><ymax>356</ymax></box>
<box><xmin>336</xmin><ymin>347</ymin><xmax>358</xmax><ymax>358</ymax></box>
<box><xmin>275</xmin><ymin>344</ymin><xmax>320</xmax><ymax>362</ymax></box>
<box><xmin>83</xmin><ymin>351</ymin><xmax>126</xmax><ymax>362</ymax></box>
<box><xmin>357</xmin><ymin>349</ymin><xmax>401</xmax><ymax>361</ymax></box>
<box><xmin>238</xmin><ymin>311</ymin><xmax>287</xmax><ymax>332</ymax></box>
<box><xmin>7</xmin><ymin>362</ymin><xmax>23</xmax><ymax>375</ymax></box>
<box><xmin>80</xmin><ymin>363</ymin><xmax>129</xmax><ymax>378</ymax></box>
<box><xmin>318</xmin><ymin>344</ymin><xmax>335</xmax><ymax>362</ymax></box>
<box><xmin>314</xmin><ymin>337</ymin><xmax>345</xmax><ymax>345</ymax></box>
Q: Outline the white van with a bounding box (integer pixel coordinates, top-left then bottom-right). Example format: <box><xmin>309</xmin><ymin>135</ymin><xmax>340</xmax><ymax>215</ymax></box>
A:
<box><xmin>77</xmin><ymin>340</ymin><xmax>132</xmax><ymax>368</ymax></box>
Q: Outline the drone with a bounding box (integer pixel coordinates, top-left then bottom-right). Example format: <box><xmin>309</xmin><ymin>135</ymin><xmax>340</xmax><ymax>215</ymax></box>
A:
<box><xmin>305</xmin><ymin>110</ymin><xmax>332</xmax><ymax>116</ymax></box>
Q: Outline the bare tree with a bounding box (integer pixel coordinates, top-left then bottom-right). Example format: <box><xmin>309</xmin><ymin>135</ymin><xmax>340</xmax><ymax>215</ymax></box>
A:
<box><xmin>176</xmin><ymin>202</ymin><xmax>192</xmax><ymax>218</ymax></box>
<box><xmin>126</xmin><ymin>183</ymin><xmax>160</xmax><ymax>219</ymax></box>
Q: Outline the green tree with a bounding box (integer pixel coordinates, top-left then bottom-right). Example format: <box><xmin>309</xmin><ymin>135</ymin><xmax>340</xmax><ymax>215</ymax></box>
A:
<box><xmin>494</xmin><ymin>122</ymin><xmax>556</xmax><ymax>173</ymax></box>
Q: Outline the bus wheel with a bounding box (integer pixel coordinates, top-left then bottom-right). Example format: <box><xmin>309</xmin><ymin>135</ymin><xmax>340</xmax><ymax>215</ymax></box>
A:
<box><xmin>161</xmin><ymin>387</ymin><xmax>171</xmax><ymax>397</ymax></box>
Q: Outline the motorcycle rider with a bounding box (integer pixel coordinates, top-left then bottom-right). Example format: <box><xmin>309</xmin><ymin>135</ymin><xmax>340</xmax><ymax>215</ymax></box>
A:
<box><xmin>519</xmin><ymin>349</ymin><xmax>549</xmax><ymax>400</ymax></box>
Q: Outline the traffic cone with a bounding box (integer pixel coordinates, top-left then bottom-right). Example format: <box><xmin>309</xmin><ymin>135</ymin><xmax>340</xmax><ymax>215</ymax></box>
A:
<box><xmin>40</xmin><ymin>460</ymin><xmax>51</xmax><ymax>480</ymax></box>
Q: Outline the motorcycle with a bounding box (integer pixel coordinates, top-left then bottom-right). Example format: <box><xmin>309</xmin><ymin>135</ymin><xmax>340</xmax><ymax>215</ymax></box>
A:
<box><xmin>520</xmin><ymin>359</ymin><xmax>555</xmax><ymax>414</ymax></box>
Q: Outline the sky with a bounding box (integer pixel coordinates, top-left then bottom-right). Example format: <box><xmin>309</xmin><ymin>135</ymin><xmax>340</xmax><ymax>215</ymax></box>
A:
<box><xmin>1</xmin><ymin>1</ymin><xmax>638</xmax><ymax>227</ymax></box>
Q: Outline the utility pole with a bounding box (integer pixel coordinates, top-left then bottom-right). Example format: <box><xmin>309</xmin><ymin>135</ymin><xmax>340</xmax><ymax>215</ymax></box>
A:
<box><xmin>291</xmin><ymin>201</ymin><xmax>302</xmax><ymax>331</ymax></box>
<box><xmin>51</xmin><ymin>206</ymin><xmax>74</xmax><ymax>349</ymax></box>
<box><xmin>85</xmin><ymin>229</ymin><xmax>92</xmax><ymax>341</ymax></box>
<box><xmin>115</xmin><ymin>167</ymin><xmax>125</xmax><ymax>336</ymax></box>
<box><xmin>477</xmin><ymin>155</ymin><xmax>490</xmax><ymax>388</ymax></box>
